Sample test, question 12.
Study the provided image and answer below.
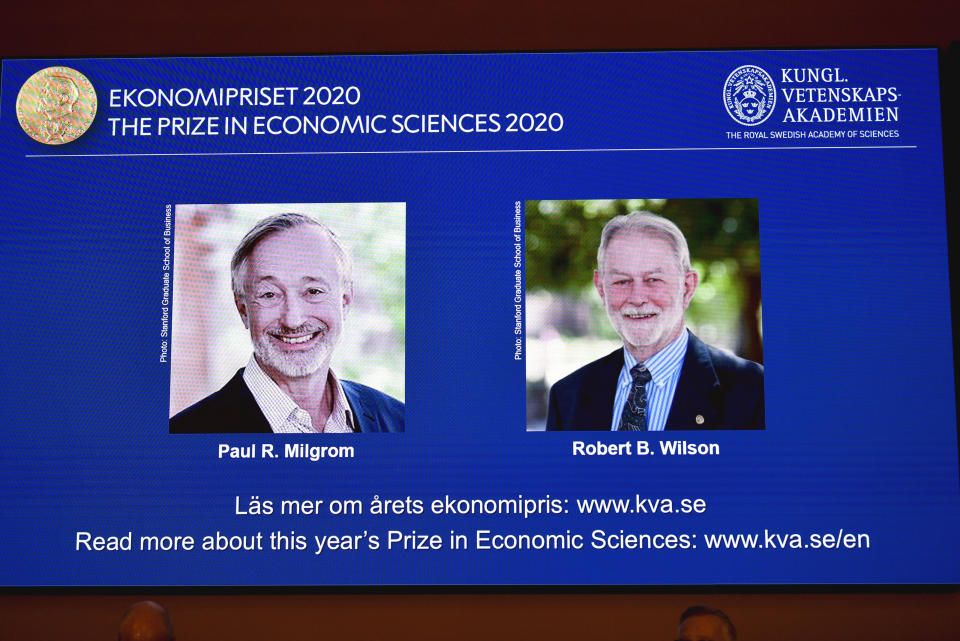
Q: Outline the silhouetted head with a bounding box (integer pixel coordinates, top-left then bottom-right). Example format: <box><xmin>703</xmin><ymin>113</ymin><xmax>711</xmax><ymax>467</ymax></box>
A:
<box><xmin>118</xmin><ymin>601</ymin><xmax>175</xmax><ymax>641</ymax></box>
<box><xmin>676</xmin><ymin>605</ymin><xmax>736</xmax><ymax>641</ymax></box>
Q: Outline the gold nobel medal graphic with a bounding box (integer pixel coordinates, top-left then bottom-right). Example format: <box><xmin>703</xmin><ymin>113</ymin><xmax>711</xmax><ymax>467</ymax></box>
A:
<box><xmin>16</xmin><ymin>66</ymin><xmax>97</xmax><ymax>145</ymax></box>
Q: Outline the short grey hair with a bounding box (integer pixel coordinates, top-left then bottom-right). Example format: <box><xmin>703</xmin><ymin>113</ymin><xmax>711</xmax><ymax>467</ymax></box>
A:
<box><xmin>231</xmin><ymin>213</ymin><xmax>353</xmax><ymax>299</ymax></box>
<box><xmin>597</xmin><ymin>211</ymin><xmax>691</xmax><ymax>273</ymax></box>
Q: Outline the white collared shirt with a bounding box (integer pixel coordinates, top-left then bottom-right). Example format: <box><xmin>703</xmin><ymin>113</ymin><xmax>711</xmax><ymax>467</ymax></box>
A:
<box><xmin>610</xmin><ymin>329</ymin><xmax>689</xmax><ymax>432</ymax></box>
<box><xmin>242</xmin><ymin>356</ymin><xmax>355</xmax><ymax>433</ymax></box>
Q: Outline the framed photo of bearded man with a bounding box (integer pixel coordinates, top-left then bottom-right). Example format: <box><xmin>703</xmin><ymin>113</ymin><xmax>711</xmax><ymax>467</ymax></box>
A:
<box><xmin>524</xmin><ymin>198</ymin><xmax>763</xmax><ymax>432</ymax></box>
<box><xmin>168</xmin><ymin>202</ymin><xmax>405</xmax><ymax>434</ymax></box>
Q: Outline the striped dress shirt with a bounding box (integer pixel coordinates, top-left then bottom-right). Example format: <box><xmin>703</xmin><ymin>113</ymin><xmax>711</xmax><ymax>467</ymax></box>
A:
<box><xmin>242</xmin><ymin>356</ymin><xmax>356</xmax><ymax>433</ymax></box>
<box><xmin>610</xmin><ymin>329</ymin><xmax>689</xmax><ymax>432</ymax></box>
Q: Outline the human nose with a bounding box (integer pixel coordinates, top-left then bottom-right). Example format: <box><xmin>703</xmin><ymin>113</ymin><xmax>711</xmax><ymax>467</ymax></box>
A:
<box><xmin>280</xmin><ymin>295</ymin><xmax>308</xmax><ymax>328</ymax></box>
<box><xmin>626</xmin><ymin>280</ymin><xmax>651</xmax><ymax>303</ymax></box>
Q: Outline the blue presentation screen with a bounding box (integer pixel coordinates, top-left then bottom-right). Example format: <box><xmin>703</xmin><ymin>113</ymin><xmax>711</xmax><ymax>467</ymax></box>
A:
<box><xmin>0</xmin><ymin>49</ymin><xmax>957</xmax><ymax>587</ymax></box>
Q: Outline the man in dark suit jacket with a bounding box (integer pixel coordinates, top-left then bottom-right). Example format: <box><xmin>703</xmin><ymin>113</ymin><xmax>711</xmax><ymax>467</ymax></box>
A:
<box><xmin>546</xmin><ymin>332</ymin><xmax>763</xmax><ymax>430</ymax></box>
<box><xmin>170</xmin><ymin>213</ymin><xmax>404</xmax><ymax>434</ymax></box>
<box><xmin>170</xmin><ymin>369</ymin><xmax>403</xmax><ymax>433</ymax></box>
<box><xmin>546</xmin><ymin>211</ymin><xmax>763</xmax><ymax>431</ymax></box>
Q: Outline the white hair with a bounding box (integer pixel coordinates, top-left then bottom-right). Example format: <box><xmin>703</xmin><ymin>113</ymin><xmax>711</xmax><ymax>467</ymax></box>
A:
<box><xmin>230</xmin><ymin>213</ymin><xmax>352</xmax><ymax>299</ymax></box>
<box><xmin>597</xmin><ymin>211</ymin><xmax>691</xmax><ymax>273</ymax></box>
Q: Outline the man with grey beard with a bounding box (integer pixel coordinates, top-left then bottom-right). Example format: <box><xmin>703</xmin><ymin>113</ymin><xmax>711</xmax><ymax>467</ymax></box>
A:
<box><xmin>170</xmin><ymin>213</ymin><xmax>403</xmax><ymax>433</ymax></box>
<box><xmin>546</xmin><ymin>212</ymin><xmax>763</xmax><ymax>431</ymax></box>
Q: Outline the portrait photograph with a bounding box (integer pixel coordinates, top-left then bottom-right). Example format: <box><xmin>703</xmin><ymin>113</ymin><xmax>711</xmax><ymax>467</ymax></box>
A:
<box><xmin>168</xmin><ymin>202</ymin><xmax>405</xmax><ymax>434</ymax></box>
<box><xmin>525</xmin><ymin>198</ymin><xmax>763</xmax><ymax>432</ymax></box>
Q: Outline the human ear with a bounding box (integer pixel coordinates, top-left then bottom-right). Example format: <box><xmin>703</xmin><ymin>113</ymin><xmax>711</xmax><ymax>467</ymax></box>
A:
<box><xmin>235</xmin><ymin>296</ymin><xmax>250</xmax><ymax>329</ymax></box>
<box><xmin>594</xmin><ymin>269</ymin><xmax>605</xmax><ymax>302</ymax></box>
<box><xmin>341</xmin><ymin>281</ymin><xmax>353</xmax><ymax>316</ymax></box>
<box><xmin>682</xmin><ymin>271</ymin><xmax>699</xmax><ymax>308</ymax></box>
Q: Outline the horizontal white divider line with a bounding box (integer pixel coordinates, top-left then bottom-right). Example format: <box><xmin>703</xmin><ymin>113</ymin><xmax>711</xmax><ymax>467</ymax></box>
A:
<box><xmin>27</xmin><ymin>145</ymin><xmax>919</xmax><ymax>158</ymax></box>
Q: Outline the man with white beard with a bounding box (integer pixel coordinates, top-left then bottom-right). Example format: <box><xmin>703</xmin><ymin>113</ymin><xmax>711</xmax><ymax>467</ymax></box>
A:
<box><xmin>546</xmin><ymin>212</ymin><xmax>763</xmax><ymax>431</ymax></box>
<box><xmin>171</xmin><ymin>213</ymin><xmax>403</xmax><ymax>433</ymax></box>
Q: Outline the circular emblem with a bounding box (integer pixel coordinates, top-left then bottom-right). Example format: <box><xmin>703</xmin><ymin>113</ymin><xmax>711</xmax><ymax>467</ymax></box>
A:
<box><xmin>16</xmin><ymin>66</ymin><xmax>97</xmax><ymax>145</ymax></box>
<box><xmin>723</xmin><ymin>65</ymin><xmax>776</xmax><ymax>126</ymax></box>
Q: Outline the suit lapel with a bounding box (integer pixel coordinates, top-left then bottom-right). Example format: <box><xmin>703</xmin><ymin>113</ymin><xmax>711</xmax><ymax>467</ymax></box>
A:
<box><xmin>342</xmin><ymin>382</ymin><xmax>374</xmax><ymax>433</ymax></box>
<box><xmin>664</xmin><ymin>334</ymin><xmax>721</xmax><ymax>430</ymax></box>
<box><xmin>575</xmin><ymin>349</ymin><xmax>623</xmax><ymax>430</ymax></box>
<box><xmin>231</xmin><ymin>369</ymin><xmax>273</xmax><ymax>433</ymax></box>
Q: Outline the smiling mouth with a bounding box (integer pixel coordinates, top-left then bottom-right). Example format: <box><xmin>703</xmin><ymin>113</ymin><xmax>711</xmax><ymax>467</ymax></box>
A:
<box><xmin>271</xmin><ymin>331</ymin><xmax>321</xmax><ymax>345</ymax></box>
<box><xmin>623</xmin><ymin>312</ymin><xmax>658</xmax><ymax>320</ymax></box>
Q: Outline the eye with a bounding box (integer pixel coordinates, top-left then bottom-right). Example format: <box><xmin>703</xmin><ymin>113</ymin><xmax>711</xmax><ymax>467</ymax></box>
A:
<box><xmin>612</xmin><ymin>279</ymin><xmax>630</xmax><ymax>286</ymax></box>
<box><xmin>254</xmin><ymin>290</ymin><xmax>282</xmax><ymax>307</ymax></box>
<box><xmin>304</xmin><ymin>287</ymin><xmax>327</xmax><ymax>301</ymax></box>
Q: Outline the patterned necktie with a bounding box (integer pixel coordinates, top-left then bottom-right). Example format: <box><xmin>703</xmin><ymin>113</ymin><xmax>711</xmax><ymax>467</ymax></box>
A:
<box><xmin>618</xmin><ymin>363</ymin><xmax>653</xmax><ymax>431</ymax></box>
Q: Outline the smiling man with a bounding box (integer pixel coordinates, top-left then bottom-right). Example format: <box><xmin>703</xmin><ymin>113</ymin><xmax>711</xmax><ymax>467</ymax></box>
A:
<box><xmin>546</xmin><ymin>211</ymin><xmax>763</xmax><ymax>431</ymax></box>
<box><xmin>170</xmin><ymin>213</ymin><xmax>403</xmax><ymax>433</ymax></box>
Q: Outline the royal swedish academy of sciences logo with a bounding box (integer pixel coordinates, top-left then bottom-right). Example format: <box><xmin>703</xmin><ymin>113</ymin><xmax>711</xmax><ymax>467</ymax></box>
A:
<box><xmin>723</xmin><ymin>65</ymin><xmax>776</xmax><ymax>126</ymax></box>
